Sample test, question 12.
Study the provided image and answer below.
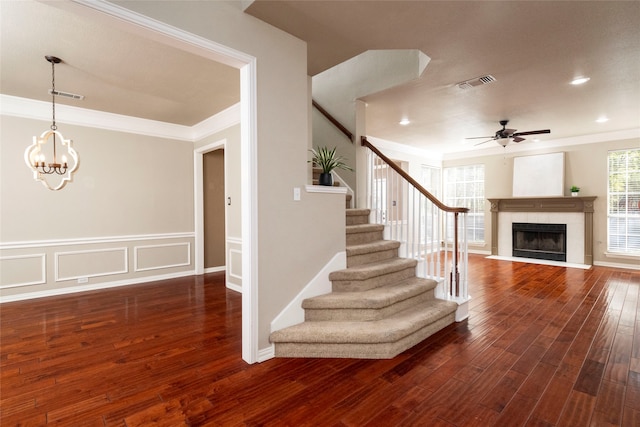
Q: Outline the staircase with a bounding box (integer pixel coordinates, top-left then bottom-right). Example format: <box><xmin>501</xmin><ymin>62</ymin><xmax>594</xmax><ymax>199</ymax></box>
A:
<box><xmin>270</xmin><ymin>208</ymin><xmax>458</xmax><ymax>359</ymax></box>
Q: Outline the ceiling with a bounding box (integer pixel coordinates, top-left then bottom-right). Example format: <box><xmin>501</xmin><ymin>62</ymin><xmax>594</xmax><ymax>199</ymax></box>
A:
<box><xmin>0</xmin><ymin>0</ymin><xmax>240</xmax><ymax>127</ymax></box>
<box><xmin>247</xmin><ymin>0</ymin><xmax>640</xmax><ymax>153</ymax></box>
<box><xmin>1</xmin><ymin>1</ymin><xmax>639</xmax><ymax>155</ymax></box>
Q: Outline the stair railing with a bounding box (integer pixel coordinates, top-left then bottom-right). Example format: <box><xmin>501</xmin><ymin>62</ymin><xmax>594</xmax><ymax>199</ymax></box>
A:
<box><xmin>312</xmin><ymin>100</ymin><xmax>354</xmax><ymax>143</ymax></box>
<box><xmin>362</xmin><ymin>137</ymin><xmax>470</xmax><ymax>307</ymax></box>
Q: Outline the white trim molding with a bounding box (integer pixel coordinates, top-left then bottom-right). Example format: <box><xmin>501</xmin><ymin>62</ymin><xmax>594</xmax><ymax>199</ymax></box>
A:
<box><xmin>0</xmin><ymin>232</ymin><xmax>194</xmax><ymax>250</ymax></box>
<box><xmin>0</xmin><ymin>270</ymin><xmax>195</xmax><ymax>304</ymax></box>
<box><xmin>0</xmin><ymin>94</ymin><xmax>240</xmax><ymax>143</ymax></box>
<box><xmin>134</xmin><ymin>242</ymin><xmax>191</xmax><ymax>272</ymax></box>
<box><xmin>55</xmin><ymin>247</ymin><xmax>128</xmax><ymax>282</ymax></box>
<box><xmin>0</xmin><ymin>254</ymin><xmax>46</xmax><ymax>289</ymax></box>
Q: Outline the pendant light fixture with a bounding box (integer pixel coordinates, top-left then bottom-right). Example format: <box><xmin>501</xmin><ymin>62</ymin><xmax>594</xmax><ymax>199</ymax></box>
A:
<box><xmin>24</xmin><ymin>55</ymin><xmax>79</xmax><ymax>191</ymax></box>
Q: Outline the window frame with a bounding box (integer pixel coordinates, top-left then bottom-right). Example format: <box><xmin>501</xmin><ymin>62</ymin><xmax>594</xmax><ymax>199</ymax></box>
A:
<box><xmin>607</xmin><ymin>148</ymin><xmax>640</xmax><ymax>255</ymax></box>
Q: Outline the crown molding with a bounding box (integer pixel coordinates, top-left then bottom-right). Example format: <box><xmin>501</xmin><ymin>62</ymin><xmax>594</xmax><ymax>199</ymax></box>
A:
<box><xmin>0</xmin><ymin>94</ymin><xmax>240</xmax><ymax>142</ymax></box>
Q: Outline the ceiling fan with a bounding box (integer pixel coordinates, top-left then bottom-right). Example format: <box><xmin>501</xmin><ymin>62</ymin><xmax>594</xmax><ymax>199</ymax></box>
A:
<box><xmin>467</xmin><ymin>120</ymin><xmax>550</xmax><ymax>147</ymax></box>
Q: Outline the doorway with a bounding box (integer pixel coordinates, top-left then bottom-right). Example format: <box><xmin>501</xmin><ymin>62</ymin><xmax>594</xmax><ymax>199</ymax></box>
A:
<box><xmin>203</xmin><ymin>149</ymin><xmax>226</xmax><ymax>272</ymax></box>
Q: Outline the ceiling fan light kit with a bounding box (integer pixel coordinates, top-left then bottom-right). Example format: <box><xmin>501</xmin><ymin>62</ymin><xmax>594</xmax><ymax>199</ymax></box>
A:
<box><xmin>466</xmin><ymin>119</ymin><xmax>550</xmax><ymax>148</ymax></box>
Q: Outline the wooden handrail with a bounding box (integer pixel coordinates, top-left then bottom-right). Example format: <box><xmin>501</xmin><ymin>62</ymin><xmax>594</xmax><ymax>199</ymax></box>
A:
<box><xmin>361</xmin><ymin>136</ymin><xmax>469</xmax><ymax>214</ymax></box>
<box><xmin>312</xmin><ymin>100</ymin><xmax>354</xmax><ymax>143</ymax></box>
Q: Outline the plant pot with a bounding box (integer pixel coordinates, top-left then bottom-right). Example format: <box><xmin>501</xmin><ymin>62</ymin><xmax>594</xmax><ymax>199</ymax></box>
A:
<box><xmin>319</xmin><ymin>172</ymin><xmax>333</xmax><ymax>186</ymax></box>
<box><xmin>571</xmin><ymin>192</ymin><xmax>579</xmax><ymax>197</ymax></box>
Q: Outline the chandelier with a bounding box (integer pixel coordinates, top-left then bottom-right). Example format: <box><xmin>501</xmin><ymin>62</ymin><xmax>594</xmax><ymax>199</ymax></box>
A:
<box><xmin>24</xmin><ymin>56</ymin><xmax>79</xmax><ymax>191</ymax></box>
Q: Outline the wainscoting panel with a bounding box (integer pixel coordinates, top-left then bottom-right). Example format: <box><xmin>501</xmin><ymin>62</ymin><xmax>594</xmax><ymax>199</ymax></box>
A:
<box><xmin>0</xmin><ymin>233</ymin><xmax>195</xmax><ymax>302</ymax></box>
<box><xmin>227</xmin><ymin>237</ymin><xmax>242</xmax><ymax>291</ymax></box>
<box><xmin>56</xmin><ymin>248</ymin><xmax>128</xmax><ymax>281</ymax></box>
<box><xmin>0</xmin><ymin>254</ymin><xmax>46</xmax><ymax>289</ymax></box>
<box><xmin>134</xmin><ymin>243</ymin><xmax>191</xmax><ymax>272</ymax></box>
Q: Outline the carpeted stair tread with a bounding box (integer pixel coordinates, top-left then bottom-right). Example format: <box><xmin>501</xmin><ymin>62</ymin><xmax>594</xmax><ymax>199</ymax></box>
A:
<box><xmin>346</xmin><ymin>208</ymin><xmax>370</xmax><ymax>217</ymax></box>
<box><xmin>346</xmin><ymin>240</ymin><xmax>400</xmax><ymax>257</ymax></box>
<box><xmin>345</xmin><ymin>223</ymin><xmax>384</xmax><ymax>234</ymax></box>
<box><xmin>329</xmin><ymin>257</ymin><xmax>417</xmax><ymax>282</ymax></box>
<box><xmin>345</xmin><ymin>224</ymin><xmax>384</xmax><ymax>236</ymax></box>
<box><xmin>302</xmin><ymin>277</ymin><xmax>436</xmax><ymax>310</ymax></box>
<box><xmin>273</xmin><ymin>314</ymin><xmax>455</xmax><ymax>359</ymax></box>
<box><xmin>270</xmin><ymin>299</ymin><xmax>457</xmax><ymax>344</ymax></box>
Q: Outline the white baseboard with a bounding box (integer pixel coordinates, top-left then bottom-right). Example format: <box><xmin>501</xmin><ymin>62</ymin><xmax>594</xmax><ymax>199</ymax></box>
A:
<box><xmin>0</xmin><ymin>270</ymin><xmax>195</xmax><ymax>303</ymax></box>
<box><xmin>270</xmin><ymin>251</ymin><xmax>346</xmax><ymax>332</ymax></box>
<box><xmin>226</xmin><ymin>282</ymin><xmax>242</xmax><ymax>293</ymax></box>
<box><xmin>594</xmin><ymin>260</ymin><xmax>640</xmax><ymax>270</ymax></box>
<box><xmin>204</xmin><ymin>266</ymin><xmax>225</xmax><ymax>274</ymax></box>
<box><xmin>258</xmin><ymin>345</ymin><xmax>275</xmax><ymax>362</ymax></box>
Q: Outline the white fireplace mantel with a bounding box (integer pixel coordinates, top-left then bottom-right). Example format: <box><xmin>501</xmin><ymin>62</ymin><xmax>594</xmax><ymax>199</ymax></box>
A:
<box><xmin>488</xmin><ymin>196</ymin><xmax>597</xmax><ymax>265</ymax></box>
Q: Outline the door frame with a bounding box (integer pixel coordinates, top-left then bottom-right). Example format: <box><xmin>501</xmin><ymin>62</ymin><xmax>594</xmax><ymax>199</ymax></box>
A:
<box><xmin>73</xmin><ymin>0</ymin><xmax>260</xmax><ymax>364</ymax></box>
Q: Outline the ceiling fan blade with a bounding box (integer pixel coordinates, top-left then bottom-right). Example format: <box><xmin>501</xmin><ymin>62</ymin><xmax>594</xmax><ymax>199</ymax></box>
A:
<box><xmin>474</xmin><ymin>138</ymin><xmax>494</xmax><ymax>146</ymax></box>
<box><xmin>465</xmin><ymin>136</ymin><xmax>494</xmax><ymax>139</ymax></box>
<box><xmin>512</xmin><ymin>136</ymin><xmax>525</xmax><ymax>143</ymax></box>
<box><xmin>512</xmin><ymin>129</ymin><xmax>550</xmax><ymax>137</ymax></box>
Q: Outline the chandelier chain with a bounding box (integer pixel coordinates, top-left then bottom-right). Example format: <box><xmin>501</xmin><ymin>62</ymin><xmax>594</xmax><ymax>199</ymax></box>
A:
<box><xmin>51</xmin><ymin>59</ymin><xmax>57</xmax><ymax>131</ymax></box>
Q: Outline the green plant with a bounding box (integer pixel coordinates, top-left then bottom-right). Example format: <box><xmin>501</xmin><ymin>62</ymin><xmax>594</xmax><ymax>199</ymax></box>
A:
<box><xmin>309</xmin><ymin>146</ymin><xmax>354</xmax><ymax>174</ymax></box>
<box><xmin>570</xmin><ymin>185</ymin><xmax>580</xmax><ymax>192</ymax></box>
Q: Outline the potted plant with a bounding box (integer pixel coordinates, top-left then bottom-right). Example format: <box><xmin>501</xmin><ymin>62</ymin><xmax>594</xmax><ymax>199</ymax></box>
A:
<box><xmin>309</xmin><ymin>146</ymin><xmax>354</xmax><ymax>186</ymax></box>
<box><xmin>570</xmin><ymin>185</ymin><xmax>580</xmax><ymax>196</ymax></box>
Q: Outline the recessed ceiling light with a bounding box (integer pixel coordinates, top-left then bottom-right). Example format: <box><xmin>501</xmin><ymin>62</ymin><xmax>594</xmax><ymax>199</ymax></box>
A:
<box><xmin>399</xmin><ymin>119</ymin><xmax>410</xmax><ymax>126</ymax></box>
<box><xmin>595</xmin><ymin>116</ymin><xmax>609</xmax><ymax>123</ymax></box>
<box><xmin>571</xmin><ymin>77</ymin><xmax>590</xmax><ymax>85</ymax></box>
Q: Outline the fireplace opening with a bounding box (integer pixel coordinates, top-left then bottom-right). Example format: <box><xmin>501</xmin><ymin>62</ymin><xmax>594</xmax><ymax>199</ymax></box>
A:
<box><xmin>512</xmin><ymin>223</ymin><xmax>567</xmax><ymax>262</ymax></box>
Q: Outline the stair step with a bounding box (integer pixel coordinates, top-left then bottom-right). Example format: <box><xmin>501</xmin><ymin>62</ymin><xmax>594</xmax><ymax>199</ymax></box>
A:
<box><xmin>303</xmin><ymin>277</ymin><xmax>437</xmax><ymax>321</ymax></box>
<box><xmin>346</xmin><ymin>223</ymin><xmax>384</xmax><ymax>245</ymax></box>
<box><xmin>329</xmin><ymin>258</ymin><xmax>417</xmax><ymax>292</ymax></box>
<box><xmin>270</xmin><ymin>299</ymin><xmax>457</xmax><ymax>359</ymax></box>
<box><xmin>346</xmin><ymin>208</ymin><xmax>370</xmax><ymax>225</ymax></box>
<box><xmin>346</xmin><ymin>240</ymin><xmax>400</xmax><ymax>267</ymax></box>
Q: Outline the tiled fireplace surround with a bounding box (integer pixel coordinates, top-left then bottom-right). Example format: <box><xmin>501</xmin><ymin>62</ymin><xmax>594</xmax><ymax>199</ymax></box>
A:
<box><xmin>488</xmin><ymin>197</ymin><xmax>597</xmax><ymax>265</ymax></box>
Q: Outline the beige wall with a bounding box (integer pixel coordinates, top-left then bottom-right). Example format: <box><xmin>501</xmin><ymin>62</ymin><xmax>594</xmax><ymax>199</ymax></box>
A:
<box><xmin>312</xmin><ymin>108</ymin><xmax>356</xmax><ymax>191</ymax></box>
<box><xmin>443</xmin><ymin>137</ymin><xmax>640</xmax><ymax>268</ymax></box>
<box><xmin>0</xmin><ymin>115</ymin><xmax>195</xmax><ymax>298</ymax></box>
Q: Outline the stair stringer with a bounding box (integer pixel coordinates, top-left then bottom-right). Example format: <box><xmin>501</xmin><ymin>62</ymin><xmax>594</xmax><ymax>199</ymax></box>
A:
<box><xmin>270</xmin><ymin>251</ymin><xmax>347</xmax><ymax>333</ymax></box>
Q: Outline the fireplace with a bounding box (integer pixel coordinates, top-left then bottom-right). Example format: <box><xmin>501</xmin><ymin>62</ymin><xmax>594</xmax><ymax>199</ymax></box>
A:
<box><xmin>489</xmin><ymin>196</ymin><xmax>596</xmax><ymax>265</ymax></box>
<box><xmin>512</xmin><ymin>223</ymin><xmax>567</xmax><ymax>262</ymax></box>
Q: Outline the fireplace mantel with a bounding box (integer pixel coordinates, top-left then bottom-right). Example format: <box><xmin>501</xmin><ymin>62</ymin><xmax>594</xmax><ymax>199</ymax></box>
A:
<box><xmin>488</xmin><ymin>196</ymin><xmax>597</xmax><ymax>265</ymax></box>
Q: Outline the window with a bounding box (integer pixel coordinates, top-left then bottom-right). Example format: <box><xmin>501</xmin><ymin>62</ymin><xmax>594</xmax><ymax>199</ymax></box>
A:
<box><xmin>420</xmin><ymin>165</ymin><xmax>440</xmax><ymax>198</ymax></box>
<box><xmin>419</xmin><ymin>165</ymin><xmax>441</xmax><ymax>244</ymax></box>
<box><xmin>443</xmin><ymin>164</ymin><xmax>485</xmax><ymax>243</ymax></box>
<box><xmin>608</xmin><ymin>149</ymin><xmax>640</xmax><ymax>254</ymax></box>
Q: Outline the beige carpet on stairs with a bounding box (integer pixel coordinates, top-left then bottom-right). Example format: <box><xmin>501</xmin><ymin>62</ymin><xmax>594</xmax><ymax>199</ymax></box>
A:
<box><xmin>269</xmin><ymin>208</ymin><xmax>457</xmax><ymax>359</ymax></box>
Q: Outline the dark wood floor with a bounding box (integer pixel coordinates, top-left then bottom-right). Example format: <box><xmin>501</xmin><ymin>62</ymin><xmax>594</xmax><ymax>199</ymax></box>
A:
<box><xmin>1</xmin><ymin>255</ymin><xmax>639</xmax><ymax>426</ymax></box>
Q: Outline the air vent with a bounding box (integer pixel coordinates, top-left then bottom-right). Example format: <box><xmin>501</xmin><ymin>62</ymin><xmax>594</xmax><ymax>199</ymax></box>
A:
<box><xmin>456</xmin><ymin>75</ymin><xmax>497</xmax><ymax>90</ymax></box>
<box><xmin>48</xmin><ymin>89</ymin><xmax>85</xmax><ymax>100</ymax></box>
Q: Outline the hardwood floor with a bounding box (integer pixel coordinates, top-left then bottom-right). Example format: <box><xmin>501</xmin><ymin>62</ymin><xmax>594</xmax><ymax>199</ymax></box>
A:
<box><xmin>1</xmin><ymin>255</ymin><xmax>639</xmax><ymax>426</ymax></box>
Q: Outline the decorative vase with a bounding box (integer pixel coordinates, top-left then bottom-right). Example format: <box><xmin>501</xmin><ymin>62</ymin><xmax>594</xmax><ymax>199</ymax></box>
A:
<box><xmin>571</xmin><ymin>192</ymin><xmax>579</xmax><ymax>197</ymax></box>
<box><xmin>319</xmin><ymin>172</ymin><xmax>333</xmax><ymax>186</ymax></box>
